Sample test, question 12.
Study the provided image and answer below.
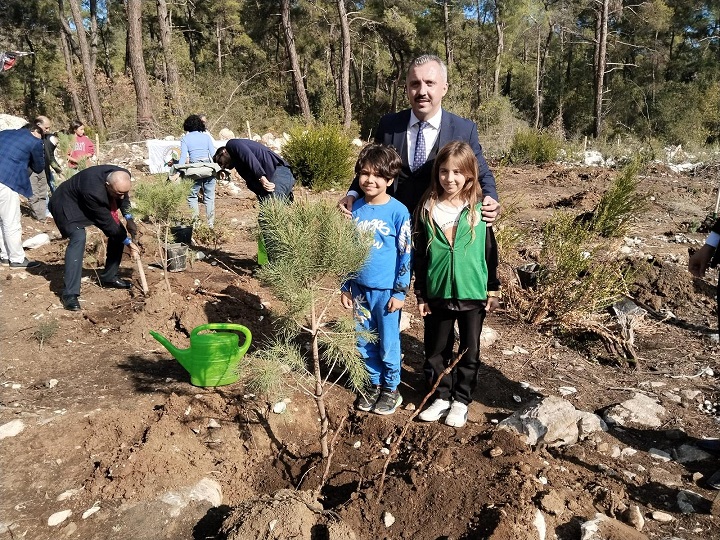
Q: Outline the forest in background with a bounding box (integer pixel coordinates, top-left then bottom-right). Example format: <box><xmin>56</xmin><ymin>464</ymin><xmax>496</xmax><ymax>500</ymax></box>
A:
<box><xmin>1</xmin><ymin>0</ymin><xmax>719</xmax><ymax>152</ymax></box>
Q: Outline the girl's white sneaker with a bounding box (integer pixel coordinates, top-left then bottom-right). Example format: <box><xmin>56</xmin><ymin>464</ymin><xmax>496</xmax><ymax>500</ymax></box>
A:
<box><xmin>444</xmin><ymin>401</ymin><xmax>468</xmax><ymax>427</ymax></box>
<box><xmin>418</xmin><ymin>398</ymin><xmax>451</xmax><ymax>422</ymax></box>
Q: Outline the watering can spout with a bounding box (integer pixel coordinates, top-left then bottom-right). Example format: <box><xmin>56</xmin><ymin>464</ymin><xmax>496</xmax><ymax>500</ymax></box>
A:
<box><xmin>149</xmin><ymin>330</ymin><xmax>193</xmax><ymax>372</ymax></box>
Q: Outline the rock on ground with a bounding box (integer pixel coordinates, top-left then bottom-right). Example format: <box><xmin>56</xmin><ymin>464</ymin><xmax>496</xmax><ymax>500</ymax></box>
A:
<box><xmin>220</xmin><ymin>489</ymin><xmax>357</xmax><ymax>540</ymax></box>
<box><xmin>602</xmin><ymin>393</ymin><xmax>666</xmax><ymax>428</ymax></box>
<box><xmin>498</xmin><ymin>396</ymin><xmax>606</xmax><ymax>447</ymax></box>
<box><xmin>580</xmin><ymin>513</ymin><xmax>649</xmax><ymax>540</ymax></box>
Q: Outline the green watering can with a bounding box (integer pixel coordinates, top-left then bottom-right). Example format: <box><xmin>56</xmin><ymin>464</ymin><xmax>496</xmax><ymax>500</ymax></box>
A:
<box><xmin>150</xmin><ymin>323</ymin><xmax>252</xmax><ymax>387</ymax></box>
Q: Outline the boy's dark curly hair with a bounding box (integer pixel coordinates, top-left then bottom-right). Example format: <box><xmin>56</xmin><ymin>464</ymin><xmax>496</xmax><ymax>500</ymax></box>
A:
<box><xmin>354</xmin><ymin>143</ymin><xmax>402</xmax><ymax>181</ymax></box>
<box><xmin>183</xmin><ymin>114</ymin><xmax>207</xmax><ymax>133</ymax></box>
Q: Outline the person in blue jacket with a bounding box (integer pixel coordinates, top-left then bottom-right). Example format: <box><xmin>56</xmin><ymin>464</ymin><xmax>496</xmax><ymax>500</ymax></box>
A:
<box><xmin>341</xmin><ymin>144</ymin><xmax>412</xmax><ymax>416</ymax></box>
<box><xmin>179</xmin><ymin>114</ymin><xmax>217</xmax><ymax>226</ymax></box>
<box><xmin>0</xmin><ymin>118</ymin><xmax>47</xmax><ymax>268</ymax></box>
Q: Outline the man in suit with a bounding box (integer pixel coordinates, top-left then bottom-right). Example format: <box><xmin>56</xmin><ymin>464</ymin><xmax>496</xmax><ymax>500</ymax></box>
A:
<box><xmin>213</xmin><ymin>139</ymin><xmax>295</xmax><ymax>202</ymax></box>
<box><xmin>0</xmin><ymin>118</ymin><xmax>46</xmax><ymax>268</ymax></box>
<box><xmin>49</xmin><ymin>165</ymin><xmax>140</xmax><ymax>311</ymax></box>
<box><xmin>339</xmin><ymin>54</ymin><xmax>499</xmax><ymax>220</ymax></box>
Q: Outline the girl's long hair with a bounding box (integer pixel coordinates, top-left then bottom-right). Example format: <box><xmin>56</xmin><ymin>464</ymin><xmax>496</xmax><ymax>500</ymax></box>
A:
<box><xmin>415</xmin><ymin>141</ymin><xmax>482</xmax><ymax>243</ymax></box>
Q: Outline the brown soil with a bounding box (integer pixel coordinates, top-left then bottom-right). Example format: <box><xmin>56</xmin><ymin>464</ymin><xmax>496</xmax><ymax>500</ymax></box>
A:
<box><xmin>1</xmin><ymin>162</ymin><xmax>719</xmax><ymax>539</ymax></box>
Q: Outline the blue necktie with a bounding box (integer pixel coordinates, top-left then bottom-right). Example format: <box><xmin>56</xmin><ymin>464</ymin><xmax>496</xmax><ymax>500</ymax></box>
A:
<box><xmin>412</xmin><ymin>121</ymin><xmax>428</xmax><ymax>172</ymax></box>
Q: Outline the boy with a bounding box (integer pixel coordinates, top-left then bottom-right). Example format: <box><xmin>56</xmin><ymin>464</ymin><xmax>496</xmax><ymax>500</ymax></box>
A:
<box><xmin>341</xmin><ymin>144</ymin><xmax>412</xmax><ymax>415</ymax></box>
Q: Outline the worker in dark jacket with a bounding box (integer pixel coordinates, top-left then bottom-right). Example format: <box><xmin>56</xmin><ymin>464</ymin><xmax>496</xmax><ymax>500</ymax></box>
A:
<box><xmin>48</xmin><ymin>165</ymin><xmax>139</xmax><ymax>311</ymax></box>
<box><xmin>213</xmin><ymin>139</ymin><xmax>295</xmax><ymax>202</ymax></box>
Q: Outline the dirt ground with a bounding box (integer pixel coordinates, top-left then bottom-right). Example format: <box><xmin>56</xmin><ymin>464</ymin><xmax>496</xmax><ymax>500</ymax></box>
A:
<box><xmin>1</xmin><ymin>159</ymin><xmax>719</xmax><ymax>540</ymax></box>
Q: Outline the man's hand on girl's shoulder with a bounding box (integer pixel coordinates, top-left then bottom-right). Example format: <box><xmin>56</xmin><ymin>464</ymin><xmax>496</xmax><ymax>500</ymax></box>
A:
<box><xmin>481</xmin><ymin>195</ymin><xmax>500</xmax><ymax>224</ymax></box>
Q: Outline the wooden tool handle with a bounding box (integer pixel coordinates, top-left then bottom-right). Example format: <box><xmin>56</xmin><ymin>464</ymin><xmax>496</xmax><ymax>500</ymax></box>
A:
<box><xmin>134</xmin><ymin>253</ymin><xmax>149</xmax><ymax>295</ymax></box>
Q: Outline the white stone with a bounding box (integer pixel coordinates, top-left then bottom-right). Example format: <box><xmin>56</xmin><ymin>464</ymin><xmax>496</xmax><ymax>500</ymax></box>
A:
<box><xmin>353</xmin><ymin>441</ymin><xmax>361</xmax><ymax>449</ymax></box>
<box><xmin>380</xmin><ymin>448</ymin><xmax>390</xmax><ymax>455</ymax></box>
<box><xmin>558</xmin><ymin>386</ymin><xmax>577</xmax><ymax>396</ymax></box>
<box><xmin>603</xmin><ymin>393</ymin><xmax>666</xmax><ymax>428</ymax></box>
<box><xmin>269</xmin><ymin>519</ymin><xmax>278</xmax><ymax>531</ymax></box>
<box><xmin>82</xmin><ymin>506</ymin><xmax>100</xmax><ymax>519</ymax></box>
<box><xmin>272</xmin><ymin>402</ymin><xmax>287</xmax><ymax>414</ymax></box>
<box><xmin>584</xmin><ymin>150</ymin><xmax>605</xmax><ymax>166</ymax></box>
<box><xmin>519</xmin><ymin>381</ymin><xmax>531</xmax><ymax>389</ymax></box>
<box><xmin>47</xmin><ymin>510</ymin><xmax>72</xmax><ymax>526</ymax></box>
<box><xmin>512</xmin><ymin>345</ymin><xmax>529</xmax><ymax>354</ymax></box>
<box><xmin>0</xmin><ymin>419</ymin><xmax>25</xmax><ymax>439</ymax></box>
<box><xmin>499</xmin><ymin>396</ymin><xmax>607</xmax><ymax>447</ymax></box>
<box><xmin>207</xmin><ymin>419</ymin><xmax>221</xmax><ymax>429</ymax></box>
<box><xmin>160</xmin><ymin>478</ymin><xmax>223</xmax><ymax>517</ymax></box>
<box><xmin>399</xmin><ymin>311</ymin><xmax>412</xmax><ymax>332</ymax></box>
<box><xmin>46</xmin><ymin>379</ymin><xmax>59</xmax><ymax>388</ymax></box>
<box><xmin>11</xmin><ymin>383</ymin><xmax>20</xmax><ymax>389</ymax></box>
<box><xmin>480</xmin><ymin>326</ymin><xmax>499</xmax><ymax>348</ymax></box>
<box><xmin>649</xmin><ymin>448</ymin><xmax>672</xmax><ymax>462</ymax></box>
<box><xmin>382</xmin><ymin>511</ymin><xmax>395</xmax><ymax>528</ymax></box>
<box><xmin>22</xmin><ymin>233</ymin><xmax>50</xmax><ymax>249</ymax></box>
<box><xmin>651</xmin><ymin>510</ymin><xmax>673</xmax><ymax>522</ymax></box>
<box><xmin>56</xmin><ymin>488</ymin><xmax>82</xmax><ymax>501</ymax></box>
<box><xmin>533</xmin><ymin>509</ymin><xmax>546</xmax><ymax>540</ymax></box>
<box><xmin>621</xmin><ymin>447</ymin><xmax>638</xmax><ymax>458</ymax></box>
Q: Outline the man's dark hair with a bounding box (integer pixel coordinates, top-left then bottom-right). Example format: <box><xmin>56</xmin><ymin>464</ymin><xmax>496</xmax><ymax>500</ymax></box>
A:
<box><xmin>354</xmin><ymin>143</ymin><xmax>402</xmax><ymax>181</ymax></box>
<box><xmin>213</xmin><ymin>146</ymin><xmax>232</xmax><ymax>169</ymax></box>
<box><xmin>183</xmin><ymin>114</ymin><xmax>206</xmax><ymax>133</ymax></box>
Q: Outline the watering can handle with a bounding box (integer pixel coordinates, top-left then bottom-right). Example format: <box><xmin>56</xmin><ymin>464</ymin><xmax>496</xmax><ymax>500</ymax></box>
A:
<box><xmin>191</xmin><ymin>323</ymin><xmax>252</xmax><ymax>355</ymax></box>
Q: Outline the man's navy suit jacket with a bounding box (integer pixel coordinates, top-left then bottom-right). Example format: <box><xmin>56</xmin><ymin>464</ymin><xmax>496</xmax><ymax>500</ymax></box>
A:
<box><xmin>350</xmin><ymin>108</ymin><xmax>497</xmax><ymax>214</ymax></box>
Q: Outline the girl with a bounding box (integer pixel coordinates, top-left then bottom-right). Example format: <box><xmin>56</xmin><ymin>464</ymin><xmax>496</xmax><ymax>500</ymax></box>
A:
<box><xmin>67</xmin><ymin>120</ymin><xmax>95</xmax><ymax>169</ymax></box>
<box><xmin>413</xmin><ymin>141</ymin><xmax>501</xmax><ymax>428</ymax></box>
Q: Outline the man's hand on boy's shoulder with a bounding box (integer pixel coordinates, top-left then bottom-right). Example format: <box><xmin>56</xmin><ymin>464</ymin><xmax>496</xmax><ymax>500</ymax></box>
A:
<box><xmin>340</xmin><ymin>290</ymin><xmax>353</xmax><ymax>309</ymax></box>
<box><xmin>337</xmin><ymin>194</ymin><xmax>355</xmax><ymax>217</ymax></box>
<box><xmin>387</xmin><ymin>297</ymin><xmax>404</xmax><ymax>313</ymax></box>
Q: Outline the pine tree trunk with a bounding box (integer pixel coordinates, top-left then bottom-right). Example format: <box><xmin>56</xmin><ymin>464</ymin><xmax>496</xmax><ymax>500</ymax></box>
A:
<box><xmin>156</xmin><ymin>0</ymin><xmax>182</xmax><ymax>116</ymax></box>
<box><xmin>593</xmin><ymin>0</ymin><xmax>609</xmax><ymax>138</ymax></box>
<box><xmin>493</xmin><ymin>4</ymin><xmax>504</xmax><ymax>96</ymax></box>
<box><xmin>337</xmin><ymin>0</ymin><xmax>352</xmax><ymax>128</ymax></box>
<box><xmin>311</xmin><ymin>302</ymin><xmax>329</xmax><ymax>458</ymax></box>
<box><xmin>281</xmin><ymin>0</ymin><xmax>312</xmax><ymax>123</ymax></box>
<box><xmin>89</xmin><ymin>0</ymin><xmax>98</xmax><ymax>69</ymax></box>
<box><xmin>127</xmin><ymin>0</ymin><xmax>155</xmax><ymax>138</ymax></box>
<box><xmin>67</xmin><ymin>0</ymin><xmax>106</xmax><ymax>132</ymax></box>
<box><xmin>59</xmin><ymin>31</ymin><xmax>85</xmax><ymax>122</ymax></box>
<box><xmin>443</xmin><ymin>0</ymin><xmax>452</xmax><ymax>70</ymax></box>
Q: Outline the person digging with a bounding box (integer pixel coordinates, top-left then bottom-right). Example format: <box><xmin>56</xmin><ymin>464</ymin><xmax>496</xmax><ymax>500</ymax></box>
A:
<box><xmin>48</xmin><ymin>165</ymin><xmax>140</xmax><ymax>311</ymax></box>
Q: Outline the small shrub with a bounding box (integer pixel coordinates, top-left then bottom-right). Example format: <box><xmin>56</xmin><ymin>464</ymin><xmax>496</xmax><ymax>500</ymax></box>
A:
<box><xmin>246</xmin><ymin>197</ymin><xmax>373</xmax><ymax>457</ymax></box>
<box><xmin>506</xmin><ymin>129</ymin><xmax>560</xmax><ymax>164</ymax></box>
<box><xmin>504</xmin><ymin>212</ymin><xmax>630</xmax><ymax>326</ymax></box>
<box><xmin>589</xmin><ymin>159</ymin><xmax>647</xmax><ymax>238</ymax></box>
<box><xmin>493</xmin><ymin>194</ymin><xmax>526</xmax><ymax>264</ymax></box>
<box><xmin>282</xmin><ymin>124</ymin><xmax>356</xmax><ymax>191</ymax></box>
<box><xmin>133</xmin><ymin>177</ymin><xmax>193</xmax><ymax>231</ymax></box>
<box><xmin>32</xmin><ymin>319</ymin><xmax>59</xmax><ymax>348</ymax></box>
<box><xmin>192</xmin><ymin>219</ymin><xmax>234</xmax><ymax>251</ymax></box>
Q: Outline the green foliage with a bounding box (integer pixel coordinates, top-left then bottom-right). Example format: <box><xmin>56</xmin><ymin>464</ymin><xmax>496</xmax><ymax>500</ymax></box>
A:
<box><xmin>492</xmin><ymin>194</ymin><xmax>526</xmax><ymax>264</ymax></box>
<box><xmin>243</xmin><ymin>337</ymin><xmax>306</xmax><ymax>397</ymax></box>
<box><xmin>506</xmin><ymin>129</ymin><xmax>560</xmax><ymax>164</ymax></box>
<box><xmin>132</xmin><ymin>177</ymin><xmax>193</xmax><ymax>227</ymax></box>
<box><xmin>282</xmin><ymin>124</ymin><xmax>356</xmax><ymax>191</ymax></box>
<box><xmin>504</xmin><ymin>213</ymin><xmax>630</xmax><ymax>327</ymax></box>
<box><xmin>589</xmin><ymin>160</ymin><xmax>647</xmax><ymax>238</ymax></box>
<box><xmin>252</xmin><ymin>197</ymin><xmax>371</xmax><ymax>383</ymax></box>
<box><xmin>32</xmin><ymin>319</ymin><xmax>59</xmax><ymax>348</ymax></box>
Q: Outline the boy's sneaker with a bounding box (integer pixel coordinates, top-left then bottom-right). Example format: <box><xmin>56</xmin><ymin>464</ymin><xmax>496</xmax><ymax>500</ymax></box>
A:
<box><xmin>374</xmin><ymin>388</ymin><xmax>402</xmax><ymax>416</ymax></box>
<box><xmin>418</xmin><ymin>398</ymin><xmax>451</xmax><ymax>422</ymax></box>
<box><xmin>356</xmin><ymin>386</ymin><xmax>381</xmax><ymax>412</ymax></box>
<box><xmin>444</xmin><ymin>401</ymin><xmax>468</xmax><ymax>428</ymax></box>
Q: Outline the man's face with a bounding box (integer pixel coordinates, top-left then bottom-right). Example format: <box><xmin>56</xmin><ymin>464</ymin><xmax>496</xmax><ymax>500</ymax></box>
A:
<box><xmin>406</xmin><ymin>61</ymin><xmax>448</xmax><ymax>121</ymax></box>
